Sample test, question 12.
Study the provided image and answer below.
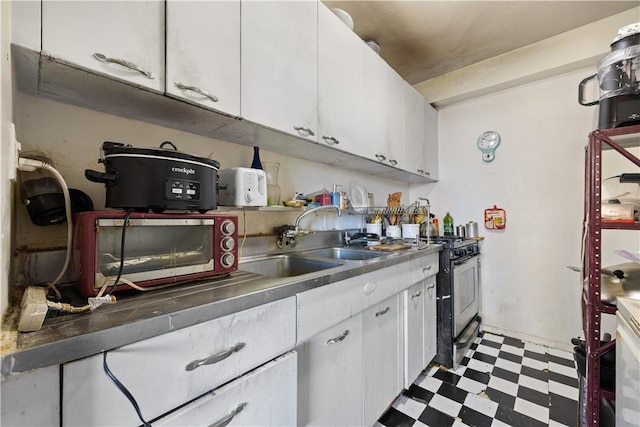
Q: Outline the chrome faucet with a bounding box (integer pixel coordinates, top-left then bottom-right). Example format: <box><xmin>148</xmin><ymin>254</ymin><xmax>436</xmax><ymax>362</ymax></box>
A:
<box><xmin>276</xmin><ymin>205</ymin><xmax>341</xmax><ymax>248</ymax></box>
<box><xmin>294</xmin><ymin>205</ymin><xmax>341</xmax><ymax>229</ymax></box>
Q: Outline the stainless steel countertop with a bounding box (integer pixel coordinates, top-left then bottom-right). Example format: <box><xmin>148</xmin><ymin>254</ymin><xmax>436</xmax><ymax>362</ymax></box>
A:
<box><xmin>1</xmin><ymin>244</ymin><xmax>442</xmax><ymax>378</ymax></box>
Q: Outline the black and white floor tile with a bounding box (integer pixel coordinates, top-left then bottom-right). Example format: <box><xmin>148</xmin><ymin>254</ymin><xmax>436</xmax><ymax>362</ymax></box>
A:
<box><xmin>377</xmin><ymin>332</ymin><xmax>579</xmax><ymax>427</ymax></box>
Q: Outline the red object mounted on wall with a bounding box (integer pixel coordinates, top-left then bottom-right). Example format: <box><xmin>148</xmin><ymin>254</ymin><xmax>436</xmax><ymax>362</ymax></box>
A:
<box><xmin>484</xmin><ymin>205</ymin><xmax>506</xmax><ymax>230</ymax></box>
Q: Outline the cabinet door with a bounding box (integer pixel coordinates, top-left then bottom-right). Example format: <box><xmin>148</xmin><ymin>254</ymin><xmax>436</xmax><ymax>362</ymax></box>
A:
<box><xmin>42</xmin><ymin>0</ymin><xmax>164</xmax><ymax>93</ymax></box>
<box><xmin>403</xmin><ymin>81</ymin><xmax>426</xmax><ymax>175</ymax></box>
<box><xmin>298</xmin><ymin>314</ymin><xmax>363</xmax><ymax>426</ymax></box>
<box><xmin>166</xmin><ymin>1</ymin><xmax>240</xmax><ymax>116</ymax></box>
<box><xmin>424</xmin><ymin>276</ymin><xmax>438</xmax><ymax>365</ymax></box>
<box><xmin>364</xmin><ymin>47</ymin><xmax>404</xmax><ymax>168</ymax></box>
<box><xmin>424</xmin><ymin>102</ymin><xmax>439</xmax><ymax>180</ymax></box>
<box><xmin>363</xmin><ymin>295</ymin><xmax>403</xmax><ymax>427</ymax></box>
<box><xmin>241</xmin><ymin>1</ymin><xmax>318</xmax><ymax>141</ymax></box>
<box><xmin>63</xmin><ymin>297</ymin><xmax>296</xmax><ymax>426</ymax></box>
<box><xmin>155</xmin><ymin>352</ymin><xmax>297</xmax><ymax>426</ymax></box>
<box><xmin>404</xmin><ymin>282</ymin><xmax>425</xmax><ymax>389</ymax></box>
<box><xmin>386</xmin><ymin>67</ymin><xmax>405</xmax><ymax>169</ymax></box>
<box><xmin>317</xmin><ymin>3</ymin><xmax>365</xmax><ymax>155</ymax></box>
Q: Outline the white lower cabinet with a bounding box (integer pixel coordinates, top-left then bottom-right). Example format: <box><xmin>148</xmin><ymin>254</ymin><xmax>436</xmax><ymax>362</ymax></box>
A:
<box><xmin>62</xmin><ymin>297</ymin><xmax>296</xmax><ymax>426</ymax></box>
<box><xmin>0</xmin><ymin>365</ymin><xmax>59</xmax><ymax>426</ymax></box>
<box><xmin>155</xmin><ymin>352</ymin><xmax>297</xmax><ymax>426</ymax></box>
<box><xmin>297</xmin><ymin>314</ymin><xmax>364</xmax><ymax>427</ymax></box>
<box><xmin>404</xmin><ymin>259</ymin><xmax>438</xmax><ymax>388</ymax></box>
<box><xmin>362</xmin><ymin>294</ymin><xmax>403</xmax><ymax>427</ymax></box>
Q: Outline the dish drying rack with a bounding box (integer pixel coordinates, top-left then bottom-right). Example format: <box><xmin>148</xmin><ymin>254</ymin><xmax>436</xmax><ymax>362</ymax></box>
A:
<box><xmin>351</xmin><ymin>197</ymin><xmax>431</xmax><ymax>224</ymax></box>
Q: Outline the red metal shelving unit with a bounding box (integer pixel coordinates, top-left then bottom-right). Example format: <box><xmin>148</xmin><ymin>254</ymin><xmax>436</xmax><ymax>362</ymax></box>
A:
<box><xmin>582</xmin><ymin>123</ymin><xmax>640</xmax><ymax>426</ymax></box>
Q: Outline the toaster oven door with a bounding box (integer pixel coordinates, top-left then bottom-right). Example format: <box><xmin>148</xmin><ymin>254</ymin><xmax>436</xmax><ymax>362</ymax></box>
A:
<box><xmin>95</xmin><ymin>218</ymin><xmax>215</xmax><ymax>289</ymax></box>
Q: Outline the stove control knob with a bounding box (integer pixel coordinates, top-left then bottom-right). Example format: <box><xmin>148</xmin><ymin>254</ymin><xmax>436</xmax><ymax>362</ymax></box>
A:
<box><xmin>220</xmin><ymin>236</ymin><xmax>235</xmax><ymax>251</ymax></box>
<box><xmin>220</xmin><ymin>220</ymin><xmax>236</xmax><ymax>235</ymax></box>
<box><xmin>220</xmin><ymin>252</ymin><xmax>235</xmax><ymax>268</ymax></box>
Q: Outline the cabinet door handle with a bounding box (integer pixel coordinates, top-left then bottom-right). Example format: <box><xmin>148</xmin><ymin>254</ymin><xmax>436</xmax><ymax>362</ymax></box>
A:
<box><xmin>92</xmin><ymin>53</ymin><xmax>155</xmax><ymax>79</ymax></box>
<box><xmin>424</xmin><ymin>171</ymin><xmax>431</xmax><ymax>176</ymax></box>
<box><xmin>375</xmin><ymin>154</ymin><xmax>386</xmax><ymax>161</ymax></box>
<box><xmin>327</xmin><ymin>330</ymin><xmax>349</xmax><ymax>345</ymax></box>
<box><xmin>321</xmin><ymin>135</ymin><xmax>340</xmax><ymax>145</ymax></box>
<box><xmin>185</xmin><ymin>342</ymin><xmax>245</xmax><ymax>371</ymax></box>
<box><xmin>389</xmin><ymin>159</ymin><xmax>398</xmax><ymax>166</ymax></box>
<box><xmin>294</xmin><ymin>125</ymin><xmax>315</xmax><ymax>136</ymax></box>
<box><xmin>427</xmin><ymin>282</ymin><xmax>435</xmax><ymax>290</ymax></box>
<box><xmin>422</xmin><ymin>265</ymin><xmax>432</xmax><ymax>274</ymax></box>
<box><xmin>417</xmin><ymin>169</ymin><xmax>424</xmax><ymax>174</ymax></box>
<box><xmin>375</xmin><ymin>306</ymin><xmax>390</xmax><ymax>317</ymax></box>
<box><xmin>208</xmin><ymin>402</ymin><xmax>247</xmax><ymax>427</ymax></box>
<box><xmin>411</xmin><ymin>290</ymin><xmax>422</xmax><ymax>299</ymax></box>
<box><xmin>174</xmin><ymin>81</ymin><xmax>219</xmax><ymax>102</ymax></box>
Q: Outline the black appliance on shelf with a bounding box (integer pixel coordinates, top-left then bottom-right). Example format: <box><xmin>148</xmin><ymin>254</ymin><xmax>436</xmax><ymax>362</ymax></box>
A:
<box><xmin>431</xmin><ymin>236</ymin><xmax>482</xmax><ymax>369</ymax></box>
<box><xmin>579</xmin><ymin>23</ymin><xmax>640</xmax><ymax>129</ymax></box>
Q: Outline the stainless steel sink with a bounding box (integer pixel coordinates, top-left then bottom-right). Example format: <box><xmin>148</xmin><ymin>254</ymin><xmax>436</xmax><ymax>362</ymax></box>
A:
<box><xmin>302</xmin><ymin>247</ymin><xmax>389</xmax><ymax>261</ymax></box>
<box><xmin>238</xmin><ymin>255</ymin><xmax>343</xmax><ymax>277</ymax></box>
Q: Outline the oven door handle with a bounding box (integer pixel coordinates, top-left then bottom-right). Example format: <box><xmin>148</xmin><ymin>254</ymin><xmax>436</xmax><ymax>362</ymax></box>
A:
<box><xmin>453</xmin><ymin>254</ymin><xmax>479</xmax><ymax>266</ymax></box>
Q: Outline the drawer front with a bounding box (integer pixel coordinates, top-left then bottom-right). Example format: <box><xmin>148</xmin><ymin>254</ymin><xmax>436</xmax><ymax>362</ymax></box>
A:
<box><xmin>296</xmin><ymin>262</ymin><xmax>408</xmax><ymax>344</ymax></box>
<box><xmin>155</xmin><ymin>352</ymin><xmax>297</xmax><ymax>426</ymax></box>
<box><xmin>63</xmin><ymin>297</ymin><xmax>296</xmax><ymax>426</ymax></box>
<box><xmin>409</xmin><ymin>253</ymin><xmax>439</xmax><ymax>285</ymax></box>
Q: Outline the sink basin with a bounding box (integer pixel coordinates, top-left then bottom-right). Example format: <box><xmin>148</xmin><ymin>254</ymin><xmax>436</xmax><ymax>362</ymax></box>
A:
<box><xmin>302</xmin><ymin>247</ymin><xmax>388</xmax><ymax>261</ymax></box>
<box><xmin>238</xmin><ymin>255</ymin><xmax>343</xmax><ymax>278</ymax></box>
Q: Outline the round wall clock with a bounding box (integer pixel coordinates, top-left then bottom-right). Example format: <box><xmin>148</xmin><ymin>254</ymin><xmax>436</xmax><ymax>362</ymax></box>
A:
<box><xmin>477</xmin><ymin>131</ymin><xmax>501</xmax><ymax>162</ymax></box>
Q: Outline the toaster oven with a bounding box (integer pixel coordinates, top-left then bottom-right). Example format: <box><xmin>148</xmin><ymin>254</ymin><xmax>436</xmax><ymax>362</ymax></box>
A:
<box><xmin>72</xmin><ymin>211</ymin><xmax>238</xmax><ymax>296</ymax></box>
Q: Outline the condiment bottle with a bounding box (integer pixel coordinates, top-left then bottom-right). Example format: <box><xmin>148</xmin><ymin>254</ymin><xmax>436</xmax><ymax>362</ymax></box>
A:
<box><xmin>443</xmin><ymin>212</ymin><xmax>454</xmax><ymax>236</ymax></box>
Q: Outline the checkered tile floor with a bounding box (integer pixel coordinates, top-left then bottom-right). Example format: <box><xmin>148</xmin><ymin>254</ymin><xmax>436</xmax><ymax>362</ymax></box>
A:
<box><xmin>377</xmin><ymin>332</ymin><xmax>579</xmax><ymax>427</ymax></box>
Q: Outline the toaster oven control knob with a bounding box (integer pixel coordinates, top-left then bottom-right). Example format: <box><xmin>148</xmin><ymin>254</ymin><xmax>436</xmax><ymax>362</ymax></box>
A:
<box><xmin>221</xmin><ymin>236</ymin><xmax>236</xmax><ymax>251</ymax></box>
<box><xmin>244</xmin><ymin>192</ymin><xmax>253</xmax><ymax>203</ymax></box>
<box><xmin>220</xmin><ymin>252</ymin><xmax>235</xmax><ymax>268</ymax></box>
<box><xmin>220</xmin><ymin>220</ymin><xmax>236</xmax><ymax>235</ymax></box>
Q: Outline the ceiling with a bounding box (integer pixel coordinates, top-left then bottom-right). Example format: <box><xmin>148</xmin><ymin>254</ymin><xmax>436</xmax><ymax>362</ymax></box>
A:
<box><xmin>323</xmin><ymin>1</ymin><xmax>639</xmax><ymax>85</ymax></box>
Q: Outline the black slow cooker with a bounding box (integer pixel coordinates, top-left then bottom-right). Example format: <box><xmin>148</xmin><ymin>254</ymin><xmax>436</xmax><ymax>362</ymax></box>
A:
<box><xmin>85</xmin><ymin>141</ymin><xmax>220</xmax><ymax>212</ymax></box>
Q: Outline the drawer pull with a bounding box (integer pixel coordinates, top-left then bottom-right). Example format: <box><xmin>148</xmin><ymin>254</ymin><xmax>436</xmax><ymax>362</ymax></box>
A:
<box><xmin>294</xmin><ymin>125</ymin><xmax>315</xmax><ymax>136</ymax></box>
<box><xmin>92</xmin><ymin>53</ymin><xmax>155</xmax><ymax>79</ymax></box>
<box><xmin>185</xmin><ymin>342</ymin><xmax>245</xmax><ymax>371</ymax></box>
<box><xmin>208</xmin><ymin>402</ymin><xmax>247</xmax><ymax>427</ymax></box>
<box><xmin>322</xmin><ymin>135</ymin><xmax>340</xmax><ymax>145</ymax></box>
<box><xmin>174</xmin><ymin>81</ymin><xmax>219</xmax><ymax>102</ymax></box>
<box><xmin>427</xmin><ymin>283</ymin><xmax>435</xmax><ymax>290</ymax></box>
<box><xmin>363</xmin><ymin>281</ymin><xmax>377</xmax><ymax>294</ymax></box>
<box><xmin>327</xmin><ymin>330</ymin><xmax>349</xmax><ymax>345</ymax></box>
<box><xmin>375</xmin><ymin>306</ymin><xmax>390</xmax><ymax>317</ymax></box>
<box><xmin>411</xmin><ymin>290</ymin><xmax>422</xmax><ymax>299</ymax></box>
<box><xmin>422</xmin><ymin>265</ymin><xmax>433</xmax><ymax>274</ymax></box>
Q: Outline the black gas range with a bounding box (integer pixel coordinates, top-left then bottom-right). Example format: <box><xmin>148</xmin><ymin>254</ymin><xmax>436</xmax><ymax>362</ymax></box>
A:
<box><xmin>431</xmin><ymin>236</ymin><xmax>482</xmax><ymax>368</ymax></box>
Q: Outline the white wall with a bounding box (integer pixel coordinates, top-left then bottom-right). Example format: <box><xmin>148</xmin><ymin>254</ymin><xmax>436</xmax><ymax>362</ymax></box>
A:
<box><xmin>418</xmin><ymin>68</ymin><xmax>613</xmax><ymax>349</ymax></box>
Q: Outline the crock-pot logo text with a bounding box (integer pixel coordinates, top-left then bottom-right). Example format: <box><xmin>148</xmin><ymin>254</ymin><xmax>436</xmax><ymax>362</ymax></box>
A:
<box><xmin>172</xmin><ymin>167</ymin><xmax>196</xmax><ymax>175</ymax></box>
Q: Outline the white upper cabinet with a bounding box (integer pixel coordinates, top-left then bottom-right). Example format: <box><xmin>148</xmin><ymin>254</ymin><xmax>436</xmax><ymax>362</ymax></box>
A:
<box><xmin>317</xmin><ymin>4</ymin><xmax>365</xmax><ymax>155</ymax></box>
<box><xmin>403</xmin><ymin>81</ymin><xmax>427</xmax><ymax>175</ymax></box>
<box><xmin>424</xmin><ymin>102</ymin><xmax>440</xmax><ymax>180</ymax></box>
<box><xmin>166</xmin><ymin>1</ymin><xmax>240</xmax><ymax>116</ymax></box>
<box><xmin>241</xmin><ymin>1</ymin><xmax>318</xmax><ymax>141</ymax></box>
<box><xmin>42</xmin><ymin>0</ymin><xmax>165</xmax><ymax>93</ymax></box>
<box><xmin>364</xmin><ymin>47</ymin><xmax>404</xmax><ymax>168</ymax></box>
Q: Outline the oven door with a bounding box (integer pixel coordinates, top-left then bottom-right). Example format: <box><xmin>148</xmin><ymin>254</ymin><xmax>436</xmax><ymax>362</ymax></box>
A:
<box><xmin>452</xmin><ymin>255</ymin><xmax>480</xmax><ymax>338</ymax></box>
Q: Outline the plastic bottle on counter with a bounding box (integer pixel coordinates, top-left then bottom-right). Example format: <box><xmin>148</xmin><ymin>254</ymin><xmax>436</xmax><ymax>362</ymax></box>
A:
<box><xmin>250</xmin><ymin>146</ymin><xmax>263</xmax><ymax>169</ymax></box>
<box><xmin>443</xmin><ymin>212</ymin><xmax>454</xmax><ymax>236</ymax></box>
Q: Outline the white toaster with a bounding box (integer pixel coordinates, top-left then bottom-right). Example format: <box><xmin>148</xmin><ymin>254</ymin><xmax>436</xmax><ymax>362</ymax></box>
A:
<box><xmin>218</xmin><ymin>167</ymin><xmax>268</xmax><ymax>206</ymax></box>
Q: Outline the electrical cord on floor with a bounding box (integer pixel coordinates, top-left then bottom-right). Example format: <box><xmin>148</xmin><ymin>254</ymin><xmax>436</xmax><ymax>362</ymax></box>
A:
<box><xmin>103</xmin><ymin>352</ymin><xmax>151</xmax><ymax>427</ymax></box>
<box><xmin>107</xmin><ymin>209</ymin><xmax>134</xmax><ymax>295</ymax></box>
